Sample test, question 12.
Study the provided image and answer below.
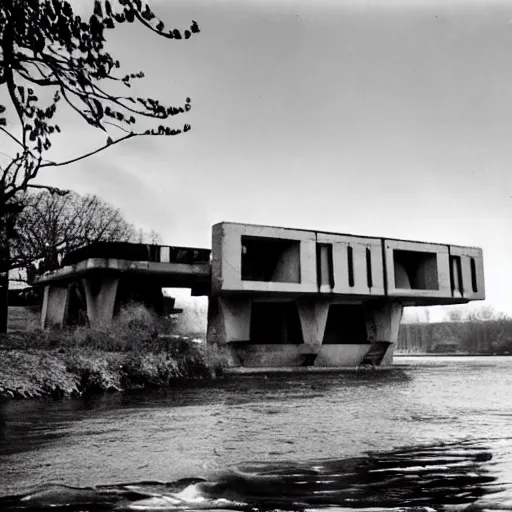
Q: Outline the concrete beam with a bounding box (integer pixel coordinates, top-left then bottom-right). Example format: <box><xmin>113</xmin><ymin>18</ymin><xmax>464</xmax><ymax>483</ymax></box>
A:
<box><xmin>35</xmin><ymin>258</ymin><xmax>210</xmax><ymax>290</ymax></box>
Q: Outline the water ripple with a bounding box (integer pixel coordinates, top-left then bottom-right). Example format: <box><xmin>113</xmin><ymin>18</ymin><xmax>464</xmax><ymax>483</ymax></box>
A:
<box><xmin>1</xmin><ymin>439</ymin><xmax>510</xmax><ymax>512</ymax></box>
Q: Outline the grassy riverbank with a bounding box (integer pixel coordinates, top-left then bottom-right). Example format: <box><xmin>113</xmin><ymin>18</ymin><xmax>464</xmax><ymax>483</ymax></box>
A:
<box><xmin>0</xmin><ymin>305</ymin><xmax>223</xmax><ymax>400</ymax></box>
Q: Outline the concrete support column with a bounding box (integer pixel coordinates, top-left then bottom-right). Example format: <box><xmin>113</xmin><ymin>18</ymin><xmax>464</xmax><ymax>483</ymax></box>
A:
<box><xmin>207</xmin><ymin>296</ymin><xmax>252</xmax><ymax>344</ymax></box>
<box><xmin>207</xmin><ymin>296</ymin><xmax>252</xmax><ymax>367</ymax></box>
<box><xmin>365</xmin><ymin>301</ymin><xmax>403</xmax><ymax>366</ymax></box>
<box><xmin>82</xmin><ymin>276</ymin><xmax>119</xmax><ymax>327</ymax></box>
<box><xmin>41</xmin><ymin>283</ymin><xmax>71</xmax><ymax>329</ymax></box>
<box><xmin>296</xmin><ymin>298</ymin><xmax>330</xmax><ymax>353</ymax></box>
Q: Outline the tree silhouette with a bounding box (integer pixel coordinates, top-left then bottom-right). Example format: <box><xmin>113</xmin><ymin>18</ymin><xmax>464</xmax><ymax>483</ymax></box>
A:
<box><xmin>0</xmin><ymin>0</ymin><xmax>199</xmax><ymax>331</ymax></box>
<box><xmin>11</xmin><ymin>190</ymin><xmax>152</xmax><ymax>284</ymax></box>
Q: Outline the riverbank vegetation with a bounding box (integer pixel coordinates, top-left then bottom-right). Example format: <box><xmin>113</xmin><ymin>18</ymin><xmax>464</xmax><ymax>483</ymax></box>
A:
<box><xmin>0</xmin><ymin>304</ymin><xmax>224</xmax><ymax>400</ymax></box>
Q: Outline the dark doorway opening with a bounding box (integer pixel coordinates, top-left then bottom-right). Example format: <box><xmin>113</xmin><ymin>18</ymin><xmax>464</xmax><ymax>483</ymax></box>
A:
<box><xmin>250</xmin><ymin>301</ymin><xmax>304</xmax><ymax>344</ymax></box>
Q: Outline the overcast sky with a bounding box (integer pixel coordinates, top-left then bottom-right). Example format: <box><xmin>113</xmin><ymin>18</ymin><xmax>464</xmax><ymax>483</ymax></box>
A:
<box><xmin>26</xmin><ymin>0</ymin><xmax>512</xmax><ymax>318</ymax></box>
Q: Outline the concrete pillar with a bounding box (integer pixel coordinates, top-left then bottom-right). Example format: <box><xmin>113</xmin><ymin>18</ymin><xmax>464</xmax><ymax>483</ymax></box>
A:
<box><xmin>82</xmin><ymin>276</ymin><xmax>119</xmax><ymax>327</ymax></box>
<box><xmin>207</xmin><ymin>296</ymin><xmax>252</xmax><ymax>344</ymax></box>
<box><xmin>296</xmin><ymin>298</ymin><xmax>330</xmax><ymax>353</ymax></box>
<box><xmin>41</xmin><ymin>283</ymin><xmax>71</xmax><ymax>329</ymax></box>
<box><xmin>365</xmin><ymin>301</ymin><xmax>403</xmax><ymax>366</ymax></box>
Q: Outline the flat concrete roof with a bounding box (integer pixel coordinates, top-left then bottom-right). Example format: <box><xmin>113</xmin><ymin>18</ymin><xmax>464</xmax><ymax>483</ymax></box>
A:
<box><xmin>215</xmin><ymin>221</ymin><xmax>482</xmax><ymax>250</ymax></box>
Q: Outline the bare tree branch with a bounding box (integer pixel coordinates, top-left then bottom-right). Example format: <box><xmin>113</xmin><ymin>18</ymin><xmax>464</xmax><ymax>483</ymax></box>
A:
<box><xmin>40</xmin><ymin>132</ymin><xmax>138</xmax><ymax>169</ymax></box>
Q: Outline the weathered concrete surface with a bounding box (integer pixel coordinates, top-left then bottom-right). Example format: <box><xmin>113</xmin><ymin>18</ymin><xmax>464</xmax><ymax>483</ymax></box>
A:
<box><xmin>315</xmin><ymin>344</ymin><xmax>375</xmax><ymax>367</ymax></box>
<box><xmin>365</xmin><ymin>301</ymin><xmax>403</xmax><ymax>366</ymax></box>
<box><xmin>296</xmin><ymin>298</ymin><xmax>330</xmax><ymax>353</ymax></box>
<box><xmin>41</xmin><ymin>284</ymin><xmax>70</xmax><ymax>329</ymax></box>
<box><xmin>207</xmin><ymin>296</ymin><xmax>252</xmax><ymax>344</ymax></box>
<box><xmin>82</xmin><ymin>277</ymin><xmax>119</xmax><ymax>327</ymax></box>
<box><xmin>211</xmin><ymin>223</ymin><xmax>318</xmax><ymax>295</ymax></box>
<box><xmin>36</xmin><ymin>258</ymin><xmax>210</xmax><ymax>288</ymax></box>
<box><xmin>384</xmin><ymin>240</ymin><xmax>451</xmax><ymax>299</ymax></box>
<box><xmin>316</xmin><ymin>233</ymin><xmax>385</xmax><ymax>296</ymax></box>
<box><xmin>449</xmin><ymin>245</ymin><xmax>485</xmax><ymax>301</ymax></box>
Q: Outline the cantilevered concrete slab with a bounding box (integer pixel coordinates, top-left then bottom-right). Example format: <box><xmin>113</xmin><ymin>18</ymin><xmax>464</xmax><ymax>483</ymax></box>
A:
<box><xmin>36</xmin><ymin>242</ymin><xmax>210</xmax><ymax>328</ymax></box>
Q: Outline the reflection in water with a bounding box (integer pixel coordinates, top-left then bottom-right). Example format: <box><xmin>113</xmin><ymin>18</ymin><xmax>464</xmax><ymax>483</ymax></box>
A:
<box><xmin>0</xmin><ymin>439</ymin><xmax>509</xmax><ymax>512</ymax></box>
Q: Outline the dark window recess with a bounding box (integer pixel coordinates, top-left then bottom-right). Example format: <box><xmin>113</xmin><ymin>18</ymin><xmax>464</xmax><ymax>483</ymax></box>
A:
<box><xmin>366</xmin><ymin>248</ymin><xmax>373</xmax><ymax>288</ymax></box>
<box><xmin>241</xmin><ymin>236</ymin><xmax>301</xmax><ymax>283</ymax></box>
<box><xmin>450</xmin><ymin>255</ymin><xmax>463</xmax><ymax>295</ymax></box>
<box><xmin>322</xmin><ymin>304</ymin><xmax>368</xmax><ymax>344</ymax></box>
<box><xmin>393</xmin><ymin>250</ymin><xmax>439</xmax><ymax>290</ymax></box>
<box><xmin>347</xmin><ymin>246</ymin><xmax>355</xmax><ymax>287</ymax></box>
<box><xmin>317</xmin><ymin>243</ymin><xmax>334</xmax><ymax>288</ymax></box>
<box><xmin>470</xmin><ymin>258</ymin><xmax>478</xmax><ymax>293</ymax></box>
<box><xmin>250</xmin><ymin>301</ymin><xmax>304</xmax><ymax>344</ymax></box>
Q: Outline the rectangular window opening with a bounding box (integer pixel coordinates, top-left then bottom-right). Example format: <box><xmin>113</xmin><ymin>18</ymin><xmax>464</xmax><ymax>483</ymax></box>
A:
<box><xmin>347</xmin><ymin>246</ymin><xmax>355</xmax><ymax>287</ymax></box>
<box><xmin>241</xmin><ymin>236</ymin><xmax>301</xmax><ymax>283</ymax></box>
<box><xmin>450</xmin><ymin>255</ymin><xmax>463</xmax><ymax>296</ymax></box>
<box><xmin>317</xmin><ymin>243</ymin><xmax>334</xmax><ymax>289</ymax></box>
<box><xmin>470</xmin><ymin>258</ymin><xmax>478</xmax><ymax>293</ymax></box>
<box><xmin>393</xmin><ymin>249</ymin><xmax>439</xmax><ymax>290</ymax></box>
<box><xmin>366</xmin><ymin>248</ymin><xmax>373</xmax><ymax>288</ymax></box>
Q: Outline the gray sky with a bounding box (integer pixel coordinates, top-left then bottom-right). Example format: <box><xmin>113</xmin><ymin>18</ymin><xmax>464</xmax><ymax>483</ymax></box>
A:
<box><xmin>34</xmin><ymin>0</ymin><xmax>512</xmax><ymax>317</ymax></box>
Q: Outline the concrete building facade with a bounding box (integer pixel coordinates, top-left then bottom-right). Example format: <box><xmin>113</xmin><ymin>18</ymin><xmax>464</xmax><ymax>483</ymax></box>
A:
<box><xmin>207</xmin><ymin>222</ymin><xmax>485</xmax><ymax>368</ymax></box>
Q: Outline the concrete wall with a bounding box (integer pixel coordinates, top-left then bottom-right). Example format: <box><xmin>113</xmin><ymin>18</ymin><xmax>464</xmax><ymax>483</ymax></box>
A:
<box><xmin>211</xmin><ymin>222</ymin><xmax>485</xmax><ymax>303</ymax></box>
<box><xmin>211</xmin><ymin>223</ymin><xmax>317</xmax><ymax>294</ymax></box>
<box><xmin>449</xmin><ymin>246</ymin><xmax>485</xmax><ymax>301</ymax></box>
<box><xmin>317</xmin><ymin>233</ymin><xmax>385</xmax><ymax>296</ymax></box>
<box><xmin>384</xmin><ymin>240</ymin><xmax>451</xmax><ymax>299</ymax></box>
<box><xmin>223</xmin><ymin>343</ymin><xmax>383</xmax><ymax>368</ymax></box>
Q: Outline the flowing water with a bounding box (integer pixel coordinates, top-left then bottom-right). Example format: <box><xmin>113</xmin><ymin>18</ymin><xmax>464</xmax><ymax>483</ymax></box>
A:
<box><xmin>0</xmin><ymin>356</ymin><xmax>511</xmax><ymax>511</ymax></box>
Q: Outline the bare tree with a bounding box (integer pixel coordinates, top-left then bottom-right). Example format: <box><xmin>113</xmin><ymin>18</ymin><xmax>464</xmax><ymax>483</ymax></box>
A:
<box><xmin>445</xmin><ymin>307</ymin><xmax>467</xmax><ymax>322</ymax></box>
<box><xmin>133</xmin><ymin>228</ymin><xmax>162</xmax><ymax>245</ymax></box>
<box><xmin>10</xmin><ymin>191</ymin><xmax>144</xmax><ymax>283</ymax></box>
<box><xmin>0</xmin><ymin>0</ymin><xmax>199</xmax><ymax>330</ymax></box>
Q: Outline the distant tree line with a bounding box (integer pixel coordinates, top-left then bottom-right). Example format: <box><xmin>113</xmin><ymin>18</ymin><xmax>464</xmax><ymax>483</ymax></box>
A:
<box><xmin>398</xmin><ymin>306</ymin><xmax>512</xmax><ymax>355</ymax></box>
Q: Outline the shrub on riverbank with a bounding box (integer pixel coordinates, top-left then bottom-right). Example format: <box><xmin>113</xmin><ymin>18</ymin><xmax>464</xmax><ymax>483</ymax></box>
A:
<box><xmin>0</xmin><ymin>304</ymin><xmax>224</xmax><ymax>400</ymax></box>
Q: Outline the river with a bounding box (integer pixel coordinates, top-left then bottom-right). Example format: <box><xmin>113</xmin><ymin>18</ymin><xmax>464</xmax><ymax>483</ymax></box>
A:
<box><xmin>0</xmin><ymin>356</ymin><xmax>511</xmax><ymax>511</ymax></box>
